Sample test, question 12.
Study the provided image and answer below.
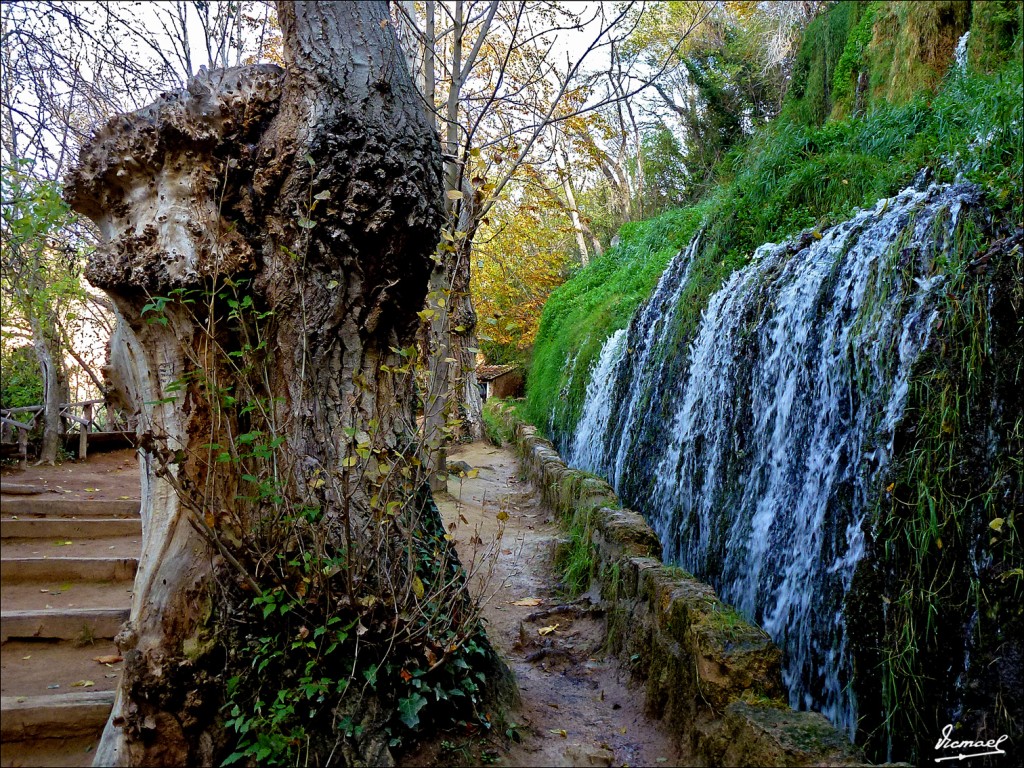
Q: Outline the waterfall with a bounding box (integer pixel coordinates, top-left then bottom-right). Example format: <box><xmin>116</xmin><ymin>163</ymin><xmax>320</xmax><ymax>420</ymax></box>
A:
<box><xmin>568</xmin><ymin>328</ymin><xmax>626</xmax><ymax>471</ymax></box>
<box><xmin>954</xmin><ymin>31</ymin><xmax>970</xmax><ymax>72</ymax></box>
<box><xmin>563</xmin><ymin>183</ymin><xmax>981</xmax><ymax>737</ymax></box>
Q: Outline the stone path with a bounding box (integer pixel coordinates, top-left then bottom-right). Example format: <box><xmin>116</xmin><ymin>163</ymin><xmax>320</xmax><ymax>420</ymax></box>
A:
<box><xmin>1</xmin><ymin>450</ymin><xmax>140</xmax><ymax>768</ymax></box>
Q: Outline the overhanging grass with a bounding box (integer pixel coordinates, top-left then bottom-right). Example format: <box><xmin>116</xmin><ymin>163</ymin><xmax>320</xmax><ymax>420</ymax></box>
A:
<box><xmin>525</xmin><ymin>204</ymin><xmax>707</xmax><ymax>435</ymax></box>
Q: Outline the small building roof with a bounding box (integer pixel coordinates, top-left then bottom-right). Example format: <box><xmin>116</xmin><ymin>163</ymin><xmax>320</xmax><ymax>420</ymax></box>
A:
<box><xmin>476</xmin><ymin>363</ymin><xmax>518</xmax><ymax>381</ymax></box>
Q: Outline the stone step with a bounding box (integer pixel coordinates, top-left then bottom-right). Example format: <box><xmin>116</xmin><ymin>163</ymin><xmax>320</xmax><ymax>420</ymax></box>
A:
<box><xmin>0</xmin><ymin>499</ymin><xmax>139</xmax><ymax>519</ymax></box>
<box><xmin>1</xmin><ymin>608</ymin><xmax>129</xmax><ymax>643</ymax></box>
<box><xmin>0</xmin><ymin>518</ymin><xmax>141</xmax><ymax>539</ymax></box>
<box><xmin>0</xmin><ymin>690</ymin><xmax>115</xmax><ymax>741</ymax></box>
<box><xmin>0</xmin><ymin>734</ymin><xmax>102</xmax><ymax>768</ymax></box>
<box><xmin>0</xmin><ymin>558</ymin><xmax>137</xmax><ymax>584</ymax></box>
<box><xmin>1</xmin><ymin>581</ymin><xmax>132</xmax><ymax>614</ymax></box>
<box><xmin>1</xmin><ymin>536</ymin><xmax>141</xmax><ymax>562</ymax></box>
<box><xmin>0</xmin><ymin>639</ymin><xmax>123</xmax><ymax>699</ymax></box>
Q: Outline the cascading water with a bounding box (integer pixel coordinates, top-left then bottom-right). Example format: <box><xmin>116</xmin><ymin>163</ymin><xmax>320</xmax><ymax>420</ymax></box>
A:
<box><xmin>563</xmin><ymin>182</ymin><xmax>982</xmax><ymax>738</ymax></box>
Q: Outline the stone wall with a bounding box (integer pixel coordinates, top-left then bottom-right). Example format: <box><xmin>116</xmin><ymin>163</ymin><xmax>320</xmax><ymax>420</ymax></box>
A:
<box><xmin>494</xmin><ymin>405</ymin><xmax>873</xmax><ymax>767</ymax></box>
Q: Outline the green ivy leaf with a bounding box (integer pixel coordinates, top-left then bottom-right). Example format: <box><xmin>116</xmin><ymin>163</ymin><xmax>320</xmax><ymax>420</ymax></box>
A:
<box><xmin>398</xmin><ymin>693</ymin><xmax>427</xmax><ymax>729</ymax></box>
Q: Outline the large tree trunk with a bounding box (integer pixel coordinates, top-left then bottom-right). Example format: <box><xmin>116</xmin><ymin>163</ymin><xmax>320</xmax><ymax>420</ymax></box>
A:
<box><xmin>66</xmin><ymin>3</ymin><xmax>508</xmax><ymax>765</ymax></box>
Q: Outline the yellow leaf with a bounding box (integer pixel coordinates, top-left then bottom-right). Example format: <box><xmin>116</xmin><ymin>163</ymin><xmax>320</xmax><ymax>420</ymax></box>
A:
<box><xmin>412</xmin><ymin>575</ymin><xmax>425</xmax><ymax>599</ymax></box>
<box><xmin>309</xmin><ymin>477</ymin><xmax>326</xmax><ymax>488</ymax></box>
<box><xmin>885</xmin><ymin>483</ymin><xmax>895</xmax><ymax>493</ymax></box>
<box><xmin>71</xmin><ymin>680</ymin><xmax>95</xmax><ymax>688</ymax></box>
<box><xmin>466</xmin><ymin>468</ymin><xmax>479</xmax><ymax>478</ymax></box>
<box><xmin>417</xmin><ymin>308</ymin><xmax>436</xmax><ymax>321</ymax></box>
<box><xmin>446</xmin><ymin>189</ymin><xmax>464</xmax><ymax>200</ymax></box>
<box><xmin>538</xmin><ymin>623</ymin><xmax>559</xmax><ymax>636</ymax></box>
<box><xmin>496</xmin><ymin>509</ymin><xmax>509</xmax><ymax>522</ymax></box>
<box><xmin>989</xmin><ymin>517</ymin><xmax>1004</xmax><ymax>532</ymax></box>
<box><xmin>548</xmin><ymin>729</ymin><xmax>568</xmax><ymax>738</ymax></box>
<box><xmin>511</xmin><ymin>598</ymin><xmax>542</xmax><ymax>607</ymax></box>
<box><xmin>342</xmin><ymin>456</ymin><xmax>358</xmax><ymax>468</ymax></box>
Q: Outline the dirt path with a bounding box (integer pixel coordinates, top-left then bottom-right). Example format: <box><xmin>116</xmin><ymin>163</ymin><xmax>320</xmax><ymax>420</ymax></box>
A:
<box><xmin>432</xmin><ymin>442</ymin><xmax>679</xmax><ymax>768</ymax></box>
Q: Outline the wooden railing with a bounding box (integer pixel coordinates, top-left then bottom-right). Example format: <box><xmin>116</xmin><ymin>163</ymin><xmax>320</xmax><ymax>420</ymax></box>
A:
<box><xmin>0</xmin><ymin>399</ymin><xmax>135</xmax><ymax>466</ymax></box>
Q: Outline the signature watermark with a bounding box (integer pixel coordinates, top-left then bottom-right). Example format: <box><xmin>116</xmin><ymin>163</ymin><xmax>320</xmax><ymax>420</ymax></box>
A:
<box><xmin>934</xmin><ymin>723</ymin><xmax>1010</xmax><ymax>762</ymax></box>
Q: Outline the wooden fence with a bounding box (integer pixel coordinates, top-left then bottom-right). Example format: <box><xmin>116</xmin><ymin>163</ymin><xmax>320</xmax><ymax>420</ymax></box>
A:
<box><xmin>0</xmin><ymin>399</ymin><xmax>135</xmax><ymax>466</ymax></box>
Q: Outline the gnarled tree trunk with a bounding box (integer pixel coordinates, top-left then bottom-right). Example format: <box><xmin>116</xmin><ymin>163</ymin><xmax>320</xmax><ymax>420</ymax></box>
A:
<box><xmin>66</xmin><ymin>3</ymin><xmax>507</xmax><ymax>765</ymax></box>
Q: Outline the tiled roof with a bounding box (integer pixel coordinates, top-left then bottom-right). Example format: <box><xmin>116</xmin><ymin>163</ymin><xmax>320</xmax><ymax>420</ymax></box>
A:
<box><xmin>476</xmin><ymin>364</ymin><xmax>518</xmax><ymax>381</ymax></box>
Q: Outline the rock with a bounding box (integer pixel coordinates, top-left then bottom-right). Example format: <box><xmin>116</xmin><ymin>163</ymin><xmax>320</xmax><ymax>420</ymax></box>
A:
<box><xmin>565</xmin><ymin>743</ymin><xmax>615</xmax><ymax>767</ymax></box>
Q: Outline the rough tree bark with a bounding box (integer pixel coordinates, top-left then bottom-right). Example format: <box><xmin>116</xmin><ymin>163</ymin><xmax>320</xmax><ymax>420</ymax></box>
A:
<box><xmin>27</xmin><ymin>313</ymin><xmax>63</xmax><ymax>464</ymax></box>
<box><xmin>66</xmin><ymin>3</ymin><xmax>507</xmax><ymax>765</ymax></box>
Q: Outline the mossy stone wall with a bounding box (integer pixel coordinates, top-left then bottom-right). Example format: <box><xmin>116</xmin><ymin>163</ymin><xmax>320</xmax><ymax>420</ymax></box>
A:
<box><xmin>493</xmin><ymin>403</ymin><xmax>874</xmax><ymax>767</ymax></box>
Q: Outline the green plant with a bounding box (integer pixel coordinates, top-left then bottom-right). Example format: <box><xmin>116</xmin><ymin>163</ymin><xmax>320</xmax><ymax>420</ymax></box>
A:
<box><xmin>481</xmin><ymin>399</ymin><xmax>512</xmax><ymax>447</ymax></box>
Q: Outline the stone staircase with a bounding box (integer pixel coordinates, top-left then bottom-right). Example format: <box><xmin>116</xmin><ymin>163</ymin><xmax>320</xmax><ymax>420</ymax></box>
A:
<box><xmin>1</xmin><ymin>452</ymin><xmax>140</xmax><ymax>768</ymax></box>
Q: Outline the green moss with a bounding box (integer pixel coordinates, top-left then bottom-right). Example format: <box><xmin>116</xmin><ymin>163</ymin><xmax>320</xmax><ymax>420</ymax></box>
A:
<box><xmin>831</xmin><ymin>3</ymin><xmax>882</xmax><ymax>117</ymax></box>
<box><xmin>968</xmin><ymin>0</ymin><xmax>1023</xmax><ymax>72</ymax></box>
<box><xmin>865</xmin><ymin>1</ymin><xmax>971</xmax><ymax>108</ymax></box>
<box><xmin>850</xmin><ymin>213</ymin><xmax>1022</xmax><ymax>763</ymax></box>
<box><xmin>782</xmin><ymin>1</ymin><xmax>864</xmax><ymax>127</ymax></box>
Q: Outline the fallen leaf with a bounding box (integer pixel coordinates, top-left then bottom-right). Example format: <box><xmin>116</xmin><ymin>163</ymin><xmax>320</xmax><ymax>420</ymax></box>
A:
<box><xmin>22</xmin><ymin>655</ymin><xmax>31</xmax><ymax>660</ymax></box>
<box><xmin>400</xmin><ymin>668</ymin><xmax>413</xmax><ymax>682</ymax></box>
<box><xmin>16</xmin><ymin>696</ymin><xmax>27</xmax><ymax>703</ymax></box>
<box><xmin>620</xmin><ymin>726</ymin><xmax>627</xmax><ymax>734</ymax></box>
<box><xmin>118</xmin><ymin>496</ymin><xmax>131</xmax><ymax>500</ymax></box>
<box><xmin>989</xmin><ymin>517</ymin><xmax>1004</xmax><ymax>532</ymax></box>
<box><xmin>548</xmin><ymin>729</ymin><xmax>567</xmax><ymax>738</ymax></box>
<box><xmin>55</xmin><ymin>540</ymin><xmax>73</xmax><ymax>546</ymax></box>
<box><xmin>84</xmin><ymin>488</ymin><xmax>100</xmax><ymax>492</ymax></box>
<box><xmin>94</xmin><ymin>655</ymin><xmax>123</xmax><ymax>665</ymax></box>
<box><xmin>71</xmin><ymin>680</ymin><xmax>95</xmax><ymax>687</ymax></box>
<box><xmin>538</xmin><ymin>623</ymin><xmax>559</xmax><ymax>636</ymax></box>
<box><xmin>511</xmin><ymin>598</ymin><xmax>542</xmax><ymax>607</ymax></box>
